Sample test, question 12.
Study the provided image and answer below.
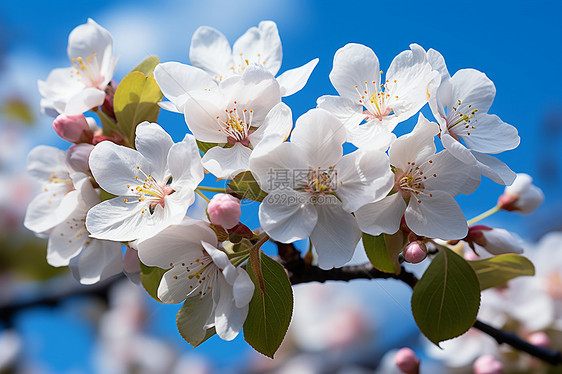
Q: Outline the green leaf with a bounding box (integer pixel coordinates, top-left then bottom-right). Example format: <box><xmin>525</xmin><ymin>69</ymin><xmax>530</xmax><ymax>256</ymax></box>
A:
<box><xmin>98</xmin><ymin>188</ymin><xmax>116</xmax><ymax>202</ymax></box>
<box><xmin>140</xmin><ymin>262</ymin><xmax>167</xmax><ymax>302</ymax></box>
<box><xmin>228</xmin><ymin>171</ymin><xmax>268</xmax><ymax>202</ymax></box>
<box><xmin>362</xmin><ymin>231</ymin><xmax>406</xmax><ymax>274</ymax></box>
<box><xmin>176</xmin><ymin>296</ymin><xmax>217</xmax><ymax>347</ymax></box>
<box><xmin>132</xmin><ymin>56</ymin><xmax>160</xmax><ymax>77</ymax></box>
<box><xmin>196</xmin><ymin>140</ymin><xmax>220</xmax><ymax>154</ymax></box>
<box><xmin>468</xmin><ymin>254</ymin><xmax>535</xmax><ymax>290</ymax></box>
<box><xmin>244</xmin><ymin>252</ymin><xmax>293</xmax><ymax>358</ymax></box>
<box><xmin>113</xmin><ymin>71</ymin><xmax>163</xmax><ymax>146</ymax></box>
<box><xmin>411</xmin><ymin>246</ymin><xmax>481</xmax><ymax>346</ymax></box>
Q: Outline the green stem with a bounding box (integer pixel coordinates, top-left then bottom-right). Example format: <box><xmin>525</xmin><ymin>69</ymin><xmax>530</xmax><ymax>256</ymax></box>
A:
<box><xmin>197</xmin><ymin>186</ymin><xmax>227</xmax><ymax>193</ymax></box>
<box><xmin>195</xmin><ymin>189</ymin><xmax>210</xmax><ymax>203</ymax></box>
<box><xmin>467</xmin><ymin>205</ymin><xmax>501</xmax><ymax>226</ymax></box>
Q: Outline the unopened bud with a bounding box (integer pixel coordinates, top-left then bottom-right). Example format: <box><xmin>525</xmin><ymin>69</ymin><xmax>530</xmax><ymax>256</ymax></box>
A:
<box><xmin>498</xmin><ymin>173</ymin><xmax>544</xmax><ymax>214</ymax></box>
<box><xmin>53</xmin><ymin>114</ymin><xmax>95</xmax><ymax>143</ymax></box>
<box><xmin>473</xmin><ymin>355</ymin><xmax>503</xmax><ymax>374</ymax></box>
<box><xmin>403</xmin><ymin>241</ymin><xmax>427</xmax><ymax>264</ymax></box>
<box><xmin>528</xmin><ymin>331</ymin><xmax>550</xmax><ymax>348</ymax></box>
<box><xmin>394</xmin><ymin>347</ymin><xmax>420</xmax><ymax>374</ymax></box>
<box><xmin>66</xmin><ymin>143</ymin><xmax>94</xmax><ymax>174</ymax></box>
<box><xmin>207</xmin><ymin>194</ymin><xmax>241</xmax><ymax>229</ymax></box>
<box><xmin>465</xmin><ymin>225</ymin><xmax>523</xmax><ymax>255</ymax></box>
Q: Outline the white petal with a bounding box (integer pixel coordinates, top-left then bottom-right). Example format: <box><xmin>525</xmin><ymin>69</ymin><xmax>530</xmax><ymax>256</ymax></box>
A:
<box><xmin>427</xmin><ymin>48</ymin><xmax>450</xmax><ymax>83</ymax></box>
<box><xmin>440</xmin><ymin>132</ymin><xmax>477</xmax><ymax>165</ymax></box>
<box><xmin>214</xmin><ymin>277</ymin><xmax>247</xmax><ymax>341</ymax></box>
<box><xmin>154</xmin><ymin>62</ymin><xmax>217</xmax><ymax>109</ymax></box>
<box><xmin>388</xmin><ymin>113</ymin><xmax>438</xmax><ymax>170</ymax></box>
<box><xmin>189</xmin><ymin>26</ymin><xmax>233</xmax><ymax>78</ymax></box>
<box><xmin>481</xmin><ymin>228</ymin><xmax>524</xmax><ymax>255</ymax></box>
<box><xmin>461</xmin><ymin>114</ymin><xmax>520</xmax><ymax>154</ymax></box>
<box><xmin>450</xmin><ymin>69</ymin><xmax>496</xmax><ymax>114</ymax></box>
<box><xmin>69</xmin><ymin>239</ymin><xmax>123</xmax><ymax>285</ymax></box>
<box><xmin>472</xmin><ymin>152</ymin><xmax>516</xmax><ymax>185</ymax></box>
<box><xmin>168</xmin><ymin>134</ymin><xmax>204</xmax><ymax>188</ymax></box>
<box><xmin>89</xmin><ymin>141</ymin><xmax>150</xmax><ymax>196</ymax></box>
<box><xmin>290</xmin><ymin>108</ymin><xmax>346</xmax><ymax>168</ymax></box>
<box><xmin>158</xmin><ymin>266</ymin><xmax>197</xmax><ymax>304</ymax></box>
<box><xmin>329</xmin><ymin>43</ymin><xmax>380</xmax><ymax>100</ymax></box>
<box><xmin>24</xmin><ymin>188</ymin><xmax>78</xmax><ymax>234</ymax></box>
<box><xmin>422</xmin><ymin>150</ymin><xmax>481</xmax><ymax>196</ymax></box>
<box><xmin>310</xmin><ymin>203</ymin><xmax>361</xmax><ymax>269</ymax></box>
<box><xmin>27</xmin><ymin>145</ymin><xmax>68</xmax><ymax>182</ymax></box>
<box><xmin>182</xmin><ymin>96</ymin><xmax>228</xmax><ymax>143</ymax></box>
<box><xmin>385</xmin><ymin>44</ymin><xmax>438</xmax><ymax>121</ymax></box>
<box><xmin>347</xmin><ymin>121</ymin><xmax>398</xmax><ymax>149</ymax></box>
<box><xmin>134</xmin><ymin>122</ymin><xmax>174</xmax><ymax>181</ymax></box>
<box><xmin>85</xmin><ymin>197</ymin><xmax>151</xmax><ymax>241</ymax></box>
<box><xmin>64</xmin><ymin>87</ymin><xmax>106</xmax><ymax>115</ymax></box>
<box><xmin>202</xmin><ymin>143</ymin><xmax>252</xmax><ymax>180</ymax></box>
<box><xmin>220</xmin><ymin>66</ymin><xmax>281</xmax><ymax>125</ymax></box>
<box><xmin>336</xmin><ymin>149</ymin><xmax>393</xmax><ymax>212</ymax></box>
<box><xmin>233</xmin><ymin>269</ymin><xmax>254</xmax><ymax>308</ymax></box>
<box><xmin>233</xmin><ymin>21</ymin><xmax>282</xmax><ymax>76</ymax></box>
<box><xmin>67</xmin><ymin>19</ymin><xmax>113</xmax><ymax>70</ymax></box>
<box><xmin>38</xmin><ymin>68</ymin><xmax>84</xmax><ymax>102</ymax></box>
<box><xmin>47</xmin><ymin>218</ymin><xmax>88</xmax><ymax>266</ymax></box>
<box><xmin>316</xmin><ymin>95</ymin><xmax>365</xmax><ymax>132</ymax></box>
<box><xmin>248</xmin><ymin>102</ymin><xmax>292</xmax><ymax>146</ymax></box>
<box><xmin>355</xmin><ymin>193</ymin><xmax>406</xmax><ymax>236</ymax></box>
<box><xmin>277</xmin><ymin>58</ymin><xmax>318</xmax><ymax>97</ymax></box>
<box><xmin>405</xmin><ymin>190</ymin><xmax>468</xmax><ymax>240</ymax></box>
<box><xmin>201</xmin><ymin>241</ymin><xmax>237</xmax><ymax>285</ymax></box>
<box><xmin>259</xmin><ymin>190</ymin><xmax>318</xmax><ymax>243</ymax></box>
<box><xmin>249</xmin><ymin>141</ymin><xmax>307</xmax><ymax>192</ymax></box>
<box><xmin>137</xmin><ymin>218</ymin><xmax>217</xmax><ymax>269</ymax></box>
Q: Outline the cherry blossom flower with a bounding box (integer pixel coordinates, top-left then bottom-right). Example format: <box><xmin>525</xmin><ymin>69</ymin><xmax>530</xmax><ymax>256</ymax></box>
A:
<box><xmin>189</xmin><ymin>20</ymin><xmax>318</xmax><ymax>97</ymax></box>
<box><xmin>38</xmin><ymin>19</ymin><xmax>118</xmax><ymax>115</ymax></box>
<box><xmin>136</xmin><ymin>218</ymin><xmax>255</xmax><ymax>341</ymax></box>
<box><xmin>355</xmin><ymin>114</ymin><xmax>480</xmax><ymax>240</ymax></box>
<box><xmin>24</xmin><ymin>145</ymin><xmax>78</xmax><ymax>234</ymax></box>
<box><xmin>250</xmin><ymin>108</ymin><xmax>394</xmax><ymax>269</ymax></box>
<box><xmin>498</xmin><ymin>173</ymin><xmax>544</xmax><ymax>213</ymax></box>
<box><xmin>47</xmin><ymin>173</ymin><xmax>123</xmax><ymax>285</ymax></box>
<box><xmin>465</xmin><ymin>225</ymin><xmax>524</xmax><ymax>255</ymax></box>
<box><xmin>207</xmin><ymin>194</ymin><xmax>241</xmax><ymax>229</ymax></box>
<box><xmin>317</xmin><ymin>43</ymin><xmax>438</xmax><ymax>147</ymax></box>
<box><xmin>427</xmin><ymin>49</ymin><xmax>519</xmax><ymax>185</ymax></box>
<box><xmin>155</xmin><ymin>63</ymin><xmax>288</xmax><ymax>179</ymax></box>
<box><xmin>86</xmin><ymin>122</ymin><xmax>204</xmax><ymax>242</ymax></box>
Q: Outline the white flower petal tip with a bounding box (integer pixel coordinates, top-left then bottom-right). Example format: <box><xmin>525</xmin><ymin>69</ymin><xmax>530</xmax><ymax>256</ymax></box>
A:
<box><xmin>498</xmin><ymin>173</ymin><xmax>544</xmax><ymax>214</ymax></box>
<box><xmin>277</xmin><ymin>58</ymin><xmax>319</xmax><ymax>97</ymax></box>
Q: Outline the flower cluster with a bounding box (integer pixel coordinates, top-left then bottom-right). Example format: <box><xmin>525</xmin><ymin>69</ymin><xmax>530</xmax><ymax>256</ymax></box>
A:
<box><xmin>25</xmin><ymin>18</ymin><xmax>542</xmax><ymax>355</ymax></box>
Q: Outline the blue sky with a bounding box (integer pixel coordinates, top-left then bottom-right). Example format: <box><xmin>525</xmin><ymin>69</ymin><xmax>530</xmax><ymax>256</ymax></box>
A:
<box><xmin>1</xmin><ymin>0</ymin><xmax>562</xmax><ymax>372</ymax></box>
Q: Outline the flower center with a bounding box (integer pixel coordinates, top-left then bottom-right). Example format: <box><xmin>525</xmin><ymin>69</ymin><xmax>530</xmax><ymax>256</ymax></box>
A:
<box><xmin>394</xmin><ymin>161</ymin><xmax>437</xmax><ymax>203</ymax></box>
<box><xmin>355</xmin><ymin>75</ymin><xmax>397</xmax><ymax>121</ymax></box>
<box><xmin>70</xmin><ymin>53</ymin><xmax>104</xmax><ymax>88</ymax></box>
<box><xmin>170</xmin><ymin>251</ymin><xmax>219</xmax><ymax>300</ymax></box>
<box><xmin>294</xmin><ymin>167</ymin><xmax>338</xmax><ymax>202</ymax></box>
<box><xmin>226</xmin><ymin>52</ymin><xmax>266</xmax><ymax>76</ymax></box>
<box><xmin>125</xmin><ymin>168</ymin><xmax>175</xmax><ymax>214</ymax></box>
<box><xmin>216</xmin><ymin>101</ymin><xmax>254</xmax><ymax>146</ymax></box>
<box><xmin>446</xmin><ymin>100</ymin><xmax>479</xmax><ymax>137</ymax></box>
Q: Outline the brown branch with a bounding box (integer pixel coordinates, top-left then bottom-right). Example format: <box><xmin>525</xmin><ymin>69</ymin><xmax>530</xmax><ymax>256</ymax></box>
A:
<box><xmin>275</xmin><ymin>242</ymin><xmax>562</xmax><ymax>366</ymax></box>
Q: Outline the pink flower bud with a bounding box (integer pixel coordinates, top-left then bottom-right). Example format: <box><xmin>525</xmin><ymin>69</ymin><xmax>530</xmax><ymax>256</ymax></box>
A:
<box><xmin>403</xmin><ymin>241</ymin><xmax>427</xmax><ymax>264</ymax></box>
<box><xmin>66</xmin><ymin>143</ymin><xmax>94</xmax><ymax>174</ymax></box>
<box><xmin>466</xmin><ymin>225</ymin><xmax>524</xmax><ymax>255</ymax></box>
<box><xmin>207</xmin><ymin>194</ymin><xmax>241</xmax><ymax>229</ymax></box>
<box><xmin>498</xmin><ymin>173</ymin><xmax>544</xmax><ymax>214</ymax></box>
<box><xmin>53</xmin><ymin>114</ymin><xmax>94</xmax><ymax>143</ymax></box>
<box><xmin>473</xmin><ymin>355</ymin><xmax>504</xmax><ymax>374</ymax></box>
<box><xmin>394</xmin><ymin>347</ymin><xmax>420</xmax><ymax>374</ymax></box>
<box><xmin>528</xmin><ymin>331</ymin><xmax>550</xmax><ymax>348</ymax></box>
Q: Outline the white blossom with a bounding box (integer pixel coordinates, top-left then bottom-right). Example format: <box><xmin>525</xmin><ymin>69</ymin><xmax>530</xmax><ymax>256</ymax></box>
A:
<box><xmin>38</xmin><ymin>19</ymin><xmax>118</xmax><ymax>115</ymax></box>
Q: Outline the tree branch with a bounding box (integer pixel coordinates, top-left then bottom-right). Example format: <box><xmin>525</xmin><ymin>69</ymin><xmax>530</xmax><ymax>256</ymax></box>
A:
<box><xmin>276</xmin><ymin>242</ymin><xmax>562</xmax><ymax>366</ymax></box>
